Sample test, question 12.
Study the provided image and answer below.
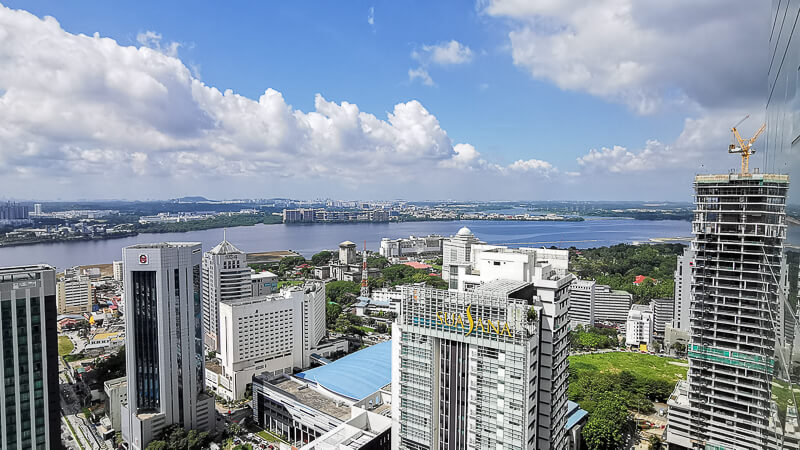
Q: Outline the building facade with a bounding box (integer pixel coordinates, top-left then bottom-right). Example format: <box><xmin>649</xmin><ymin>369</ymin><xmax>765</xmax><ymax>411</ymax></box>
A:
<box><xmin>673</xmin><ymin>248</ymin><xmax>694</xmax><ymax>332</ymax></box>
<box><xmin>625</xmin><ymin>304</ymin><xmax>654</xmax><ymax>348</ymax></box>
<box><xmin>121</xmin><ymin>243</ymin><xmax>214</xmax><ymax>450</ymax></box>
<box><xmin>56</xmin><ymin>268</ymin><xmax>94</xmax><ymax>314</ymax></box>
<box><xmin>201</xmin><ymin>239</ymin><xmax>252</xmax><ymax>351</ymax></box>
<box><xmin>392</xmin><ymin>282</ymin><xmax>547</xmax><ymax>449</ymax></box>
<box><xmin>649</xmin><ymin>297</ymin><xmax>674</xmax><ymax>340</ymax></box>
<box><xmin>214</xmin><ymin>283</ymin><xmax>327</xmax><ymax>401</ymax></box>
<box><xmin>667</xmin><ymin>173</ymin><xmax>793</xmax><ymax>449</ymax></box>
<box><xmin>569</xmin><ymin>279</ymin><xmax>595</xmax><ymax>327</ymax></box>
<box><xmin>379</xmin><ymin>235</ymin><xmax>444</xmax><ymax>259</ymax></box>
<box><xmin>104</xmin><ymin>376</ymin><xmax>128</xmax><ymax>433</ymax></box>
<box><xmin>0</xmin><ymin>265</ymin><xmax>60</xmax><ymax>450</ymax></box>
<box><xmin>113</xmin><ymin>260</ymin><xmax>124</xmax><ymax>282</ymax></box>
<box><xmin>251</xmin><ymin>270</ymin><xmax>278</xmax><ymax>296</ymax></box>
<box><xmin>441</xmin><ymin>227</ymin><xmax>483</xmax><ymax>289</ymax></box>
<box><xmin>395</xmin><ymin>229</ymin><xmax>573</xmax><ymax>449</ymax></box>
<box><xmin>592</xmin><ymin>284</ymin><xmax>632</xmax><ymax>328</ymax></box>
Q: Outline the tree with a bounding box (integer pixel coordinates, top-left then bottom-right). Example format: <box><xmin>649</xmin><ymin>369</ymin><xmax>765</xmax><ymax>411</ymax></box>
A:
<box><xmin>311</xmin><ymin>250</ymin><xmax>333</xmax><ymax>266</ymax></box>
<box><xmin>278</xmin><ymin>256</ymin><xmax>306</xmax><ymax>274</ymax></box>
<box><xmin>581</xmin><ymin>392</ymin><xmax>630</xmax><ymax>450</ymax></box>
<box><xmin>367</xmin><ymin>255</ymin><xmax>390</xmax><ymax>269</ymax></box>
<box><xmin>325</xmin><ymin>281</ymin><xmax>361</xmax><ymax>305</ymax></box>
<box><xmin>375</xmin><ymin>322</ymin><xmax>388</xmax><ymax>334</ymax></box>
<box><xmin>527</xmin><ymin>307</ymin><xmax>538</xmax><ymax>323</ymax></box>
<box><xmin>326</xmin><ymin>302</ymin><xmax>343</xmax><ymax>328</ymax></box>
<box><xmin>648</xmin><ymin>435</ymin><xmax>663</xmax><ymax>449</ymax></box>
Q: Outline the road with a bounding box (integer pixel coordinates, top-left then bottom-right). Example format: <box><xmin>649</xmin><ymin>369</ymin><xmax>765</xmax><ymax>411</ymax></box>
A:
<box><xmin>60</xmin><ymin>355</ymin><xmax>106</xmax><ymax>450</ymax></box>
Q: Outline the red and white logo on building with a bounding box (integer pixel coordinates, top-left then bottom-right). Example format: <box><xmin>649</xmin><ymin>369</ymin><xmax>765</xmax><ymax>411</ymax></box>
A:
<box><xmin>139</xmin><ymin>254</ymin><xmax>148</xmax><ymax>264</ymax></box>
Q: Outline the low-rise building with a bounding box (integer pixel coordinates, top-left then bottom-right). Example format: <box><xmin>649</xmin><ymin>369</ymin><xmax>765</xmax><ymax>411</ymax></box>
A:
<box><xmin>379</xmin><ymin>235</ymin><xmax>443</xmax><ymax>259</ymax></box>
<box><xmin>251</xmin><ymin>270</ymin><xmax>278</xmax><ymax>296</ymax></box>
<box><xmin>104</xmin><ymin>377</ymin><xmax>128</xmax><ymax>433</ymax></box>
<box><xmin>300</xmin><ymin>410</ymin><xmax>391</xmax><ymax>450</ymax></box>
<box><xmin>252</xmin><ymin>341</ymin><xmax>392</xmax><ymax>446</ymax></box>
<box><xmin>625</xmin><ymin>304</ymin><xmax>654</xmax><ymax>348</ymax></box>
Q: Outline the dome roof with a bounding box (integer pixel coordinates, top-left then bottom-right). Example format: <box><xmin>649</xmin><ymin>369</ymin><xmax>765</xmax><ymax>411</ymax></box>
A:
<box><xmin>456</xmin><ymin>226</ymin><xmax>473</xmax><ymax>236</ymax></box>
<box><xmin>339</xmin><ymin>240</ymin><xmax>356</xmax><ymax>247</ymax></box>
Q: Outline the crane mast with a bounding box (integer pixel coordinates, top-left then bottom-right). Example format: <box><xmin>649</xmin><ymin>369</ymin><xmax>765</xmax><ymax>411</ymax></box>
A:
<box><xmin>361</xmin><ymin>240</ymin><xmax>369</xmax><ymax>297</ymax></box>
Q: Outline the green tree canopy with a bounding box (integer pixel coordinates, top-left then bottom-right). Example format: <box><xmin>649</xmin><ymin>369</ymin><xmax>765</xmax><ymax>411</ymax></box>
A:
<box><xmin>311</xmin><ymin>250</ymin><xmax>334</xmax><ymax>266</ymax></box>
<box><xmin>581</xmin><ymin>392</ymin><xmax>630</xmax><ymax>450</ymax></box>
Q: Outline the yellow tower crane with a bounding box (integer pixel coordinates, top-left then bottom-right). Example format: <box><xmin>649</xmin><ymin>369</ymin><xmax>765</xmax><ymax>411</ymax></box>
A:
<box><xmin>728</xmin><ymin>114</ymin><xmax>766</xmax><ymax>174</ymax></box>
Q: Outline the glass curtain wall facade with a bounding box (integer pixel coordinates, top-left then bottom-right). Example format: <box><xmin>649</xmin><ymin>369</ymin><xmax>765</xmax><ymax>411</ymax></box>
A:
<box><xmin>0</xmin><ymin>265</ymin><xmax>59</xmax><ymax>450</ymax></box>
<box><xmin>766</xmin><ymin>0</ymin><xmax>800</xmax><ymax>447</ymax></box>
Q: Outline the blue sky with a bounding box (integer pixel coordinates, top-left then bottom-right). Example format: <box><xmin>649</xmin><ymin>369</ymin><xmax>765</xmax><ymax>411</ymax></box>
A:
<box><xmin>0</xmin><ymin>1</ymin><xmax>770</xmax><ymax>200</ymax></box>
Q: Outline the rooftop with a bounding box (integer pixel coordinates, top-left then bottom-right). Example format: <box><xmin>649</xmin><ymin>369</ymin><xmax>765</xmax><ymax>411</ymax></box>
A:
<box><xmin>125</xmin><ymin>242</ymin><xmax>201</xmax><ymax>249</ymax></box>
<box><xmin>402</xmin><ymin>261</ymin><xmax>431</xmax><ymax>270</ymax></box>
<box><xmin>564</xmin><ymin>401</ymin><xmax>588</xmax><ymax>431</ymax></box>
<box><xmin>208</xmin><ymin>239</ymin><xmax>244</xmax><ymax>255</ymax></box>
<box><xmin>296</xmin><ymin>341</ymin><xmax>392</xmax><ymax>401</ymax></box>
<box><xmin>251</xmin><ymin>270</ymin><xmax>278</xmax><ymax>279</ymax></box>
<box><xmin>270</xmin><ymin>377</ymin><xmax>352</xmax><ymax>421</ymax></box>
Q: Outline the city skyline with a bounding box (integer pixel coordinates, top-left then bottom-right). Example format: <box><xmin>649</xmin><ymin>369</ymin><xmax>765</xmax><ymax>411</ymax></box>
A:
<box><xmin>0</xmin><ymin>1</ymin><xmax>778</xmax><ymax>201</ymax></box>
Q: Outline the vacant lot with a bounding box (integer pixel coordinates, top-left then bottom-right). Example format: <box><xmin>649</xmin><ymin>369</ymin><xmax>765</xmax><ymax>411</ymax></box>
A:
<box><xmin>58</xmin><ymin>335</ymin><xmax>74</xmax><ymax>356</ymax></box>
<box><xmin>569</xmin><ymin>352</ymin><xmax>688</xmax><ymax>384</ymax></box>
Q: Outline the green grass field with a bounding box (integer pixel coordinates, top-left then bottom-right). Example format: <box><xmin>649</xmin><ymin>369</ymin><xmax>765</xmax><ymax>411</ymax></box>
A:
<box><xmin>58</xmin><ymin>336</ymin><xmax>74</xmax><ymax>356</ymax></box>
<box><xmin>256</xmin><ymin>429</ymin><xmax>287</xmax><ymax>443</ymax></box>
<box><xmin>569</xmin><ymin>352</ymin><xmax>688</xmax><ymax>384</ymax></box>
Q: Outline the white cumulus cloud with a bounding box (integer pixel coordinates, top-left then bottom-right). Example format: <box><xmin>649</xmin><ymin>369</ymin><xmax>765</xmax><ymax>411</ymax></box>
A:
<box><xmin>484</xmin><ymin>0</ymin><xmax>767</xmax><ymax>114</ymax></box>
<box><xmin>0</xmin><ymin>5</ymin><xmax>557</xmax><ymax>199</ymax></box>
<box><xmin>408</xmin><ymin>67</ymin><xmax>434</xmax><ymax>86</ymax></box>
<box><xmin>414</xmin><ymin>40</ymin><xmax>474</xmax><ymax>66</ymax></box>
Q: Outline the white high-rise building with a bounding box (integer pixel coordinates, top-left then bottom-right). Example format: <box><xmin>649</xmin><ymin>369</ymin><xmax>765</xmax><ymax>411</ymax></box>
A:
<box><xmin>625</xmin><ymin>304</ymin><xmax>654</xmax><ymax>348</ymax></box>
<box><xmin>121</xmin><ymin>243</ymin><xmax>215</xmax><ymax>450</ymax></box>
<box><xmin>215</xmin><ymin>282</ymin><xmax>327</xmax><ymax>400</ymax></box>
<box><xmin>394</xmin><ymin>229</ymin><xmax>573</xmax><ymax>449</ymax></box>
<box><xmin>393</xmin><ymin>282</ymin><xmax>544</xmax><ymax>449</ymax></box>
<box><xmin>441</xmin><ymin>227</ymin><xmax>483</xmax><ymax>289</ymax></box>
<box><xmin>56</xmin><ymin>268</ymin><xmax>93</xmax><ymax>314</ymax></box>
<box><xmin>673</xmin><ymin>248</ymin><xmax>694</xmax><ymax>332</ymax></box>
<box><xmin>201</xmin><ymin>239</ymin><xmax>251</xmax><ymax>351</ymax></box>
<box><xmin>113</xmin><ymin>260</ymin><xmax>124</xmax><ymax>282</ymax></box>
<box><xmin>569</xmin><ymin>279</ymin><xmax>596</xmax><ymax>326</ymax></box>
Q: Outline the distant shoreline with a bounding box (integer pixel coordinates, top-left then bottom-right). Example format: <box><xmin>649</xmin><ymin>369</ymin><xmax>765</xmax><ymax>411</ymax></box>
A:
<box><xmin>0</xmin><ymin>215</ymin><xmax>692</xmax><ymax>248</ymax></box>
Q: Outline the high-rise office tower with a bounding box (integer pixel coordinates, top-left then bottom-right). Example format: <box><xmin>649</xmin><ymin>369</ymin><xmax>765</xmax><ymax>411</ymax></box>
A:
<box><xmin>121</xmin><ymin>243</ymin><xmax>215</xmax><ymax>450</ymax></box>
<box><xmin>201</xmin><ymin>239</ymin><xmax>251</xmax><ymax>351</ymax></box>
<box><xmin>0</xmin><ymin>265</ymin><xmax>60</xmax><ymax>449</ymax></box>
<box><xmin>394</xmin><ymin>231</ymin><xmax>573</xmax><ymax>449</ymax></box>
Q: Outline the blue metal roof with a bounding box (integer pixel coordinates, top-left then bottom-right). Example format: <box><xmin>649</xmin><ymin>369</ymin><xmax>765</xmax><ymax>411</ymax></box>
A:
<box><xmin>564</xmin><ymin>401</ymin><xmax>588</xmax><ymax>430</ymax></box>
<box><xmin>296</xmin><ymin>340</ymin><xmax>392</xmax><ymax>401</ymax></box>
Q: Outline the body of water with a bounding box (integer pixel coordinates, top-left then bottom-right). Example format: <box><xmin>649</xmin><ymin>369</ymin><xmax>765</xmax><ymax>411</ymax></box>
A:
<box><xmin>0</xmin><ymin>219</ymin><xmax>692</xmax><ymax>270</ymax></box>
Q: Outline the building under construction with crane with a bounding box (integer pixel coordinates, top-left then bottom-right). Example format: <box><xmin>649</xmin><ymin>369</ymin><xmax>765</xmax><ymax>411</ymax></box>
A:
<box><xmin>665</xmin><ymin>171</ymin><xmax>794</xmax><ymax>449</ymax></box>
